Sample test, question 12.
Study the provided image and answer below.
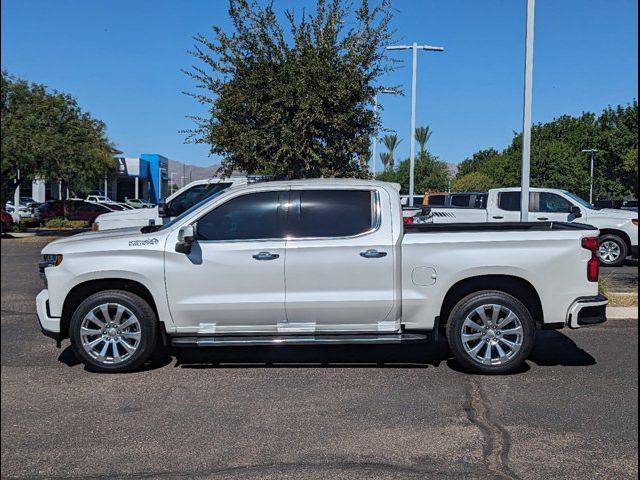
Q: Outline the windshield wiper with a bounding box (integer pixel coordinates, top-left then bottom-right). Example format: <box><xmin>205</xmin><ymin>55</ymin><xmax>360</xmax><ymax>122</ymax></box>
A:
<box><xmin>140</xmin><ymin>225</ymin><xmax>161</xmax><ymax>233</ymax></box>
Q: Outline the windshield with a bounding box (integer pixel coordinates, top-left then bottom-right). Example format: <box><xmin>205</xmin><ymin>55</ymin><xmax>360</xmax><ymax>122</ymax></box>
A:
<box><xmin>167</xmin><ymin>182</ymin><xmax>233</xmax><ymax>216</ymax></box>
<box><xmin>562</xmin><ymin>190</ymin><xmax>595</xmax><ymax>210</ymax></box>
<box><xmin>156</xmin><ymin>189</ymin><xmax>229</xmax><ymax>232</ymax></box>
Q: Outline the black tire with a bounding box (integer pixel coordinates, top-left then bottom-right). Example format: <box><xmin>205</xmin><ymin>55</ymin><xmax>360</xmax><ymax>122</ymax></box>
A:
<box><xmin>598</xmin><ymin>234</ymin><xmax>627</xmax><ymax>267</ymax></box>
<box><xmin>69</xmin><ymin>290</ymin><xmax>158</xmax><ymax>373</ymax></box>
<box><xmin>446</xmin><ymin>290</ymin><xmax>535</xmax><ymax>375</ymax></box>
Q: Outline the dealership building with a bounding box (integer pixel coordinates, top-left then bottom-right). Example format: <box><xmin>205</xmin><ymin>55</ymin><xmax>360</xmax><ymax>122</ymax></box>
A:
<box><xmin>23</xmin><ymin>154</ymin><xmax>169</xmax><ymax>204</ymax></box>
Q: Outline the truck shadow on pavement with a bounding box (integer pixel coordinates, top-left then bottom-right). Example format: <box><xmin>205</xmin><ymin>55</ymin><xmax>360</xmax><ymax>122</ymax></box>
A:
<box><xmin>57</xmin><ymin>330</ymin><xmax>596</xmax><ymax>374</ymax></box>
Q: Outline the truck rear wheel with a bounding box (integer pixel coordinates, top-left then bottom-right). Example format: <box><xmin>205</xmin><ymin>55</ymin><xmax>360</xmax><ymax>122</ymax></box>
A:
<box><xmin>598</xmin><ymin>234</ymin><xmax>627</xmax><ymax>267</ymax></box>
<box><xmin>69</xmin><ymin>290</ymin><xmax>158</xmax><ymax>373</ymax></box>
<box><xmin>446</xmin><ymin>290</ymin><xmax>535</xmax><ymax>374</ymax></box>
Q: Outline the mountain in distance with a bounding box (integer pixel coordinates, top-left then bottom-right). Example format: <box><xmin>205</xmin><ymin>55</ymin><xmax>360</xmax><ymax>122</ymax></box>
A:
<box><xmin>167</xmin><ymin>160</ymin><xmax>222</xmax><ymax>186</ymax></box>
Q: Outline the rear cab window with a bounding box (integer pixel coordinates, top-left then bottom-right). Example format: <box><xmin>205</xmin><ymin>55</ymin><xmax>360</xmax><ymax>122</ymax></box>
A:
<box><xmin>288</xmin><ymin>189</ymin><xmax>376</xmax><ymax>238</ymax></box>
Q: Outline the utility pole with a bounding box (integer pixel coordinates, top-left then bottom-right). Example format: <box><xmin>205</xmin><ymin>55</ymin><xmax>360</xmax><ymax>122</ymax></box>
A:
<box><xmin>582</xmin><ymin>148</ymin><xmax>598</xmax><ymax>204</ymax></box>
<box><xmin>520</xmin><ymin>0</ymin><xmax>535</xmax><ymax>222</ymax></box>
<box><xmin>371</xmin><ymin>89</ymin><xmax>398</xmax><ymax>176</ymax></box>
<box><xmin>387</xmin><ymin>43</ymin><xmax>444</xmax><ymax>206</ymax></box>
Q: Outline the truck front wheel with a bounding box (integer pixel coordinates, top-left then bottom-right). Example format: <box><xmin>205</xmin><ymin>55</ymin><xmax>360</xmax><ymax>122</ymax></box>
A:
<box><xmin>446</xmin><ymin>290</ymin><xmax>535</xmax><ymax>374</ymax></box>
<box><xmin>69</xmin><ymin>290</ymin><xmax>158</xmax><ymax>373</ymax></box>
<box><xmin>597</xmin><ymin>234</ymin><xmax>627</xmax><ymax>267</ymax></box>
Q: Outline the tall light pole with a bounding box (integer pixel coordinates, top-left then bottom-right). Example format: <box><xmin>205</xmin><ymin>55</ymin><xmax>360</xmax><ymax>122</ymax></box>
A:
<box><xmin>371</xmin><ymin>88</ymin><xmax>398</xmax><ymax>175</ymax></box>
<box><xmin>520</xmin><ymin>0</ymin><xmax>535</xmax><ymax>221</ymax></box>
<box><xmin>387</xmin><ymin>42</ymin><xmax>444</xmax><ymax>206</ymax></box>
<box><xmin>582</xmin><ymin>148</ymin><xmax>598</xmax><ymax>204</ymax></box>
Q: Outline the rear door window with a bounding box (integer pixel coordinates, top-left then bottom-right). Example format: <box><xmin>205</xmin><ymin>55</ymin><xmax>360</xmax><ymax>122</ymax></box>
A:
<box><xmin>451</xmin><ymin>194</ymin><xmax>470</xmax><ymax>207</ymax></box>
<box><xmin>289</xmin><ymin>190</ymin><xmax>375</xmax><ymax>238</ymax></box>
<box><xmin>497</xmin><ymin>192</ymin><xmax>521</xmax><ymax>211</ymax></box>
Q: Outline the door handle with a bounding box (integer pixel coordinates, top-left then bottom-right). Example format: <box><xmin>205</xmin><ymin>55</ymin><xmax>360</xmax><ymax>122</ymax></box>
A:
<box><xmin>252</xmin><ymin>252</ymin><xmax>280</xmax><ymax>261</ymax></box>
<box><xmin>537</xmin><ymin>217</ymin><xmax>549</xmax><ymax>221</ymax></box>
<box><xmin>360</xmin><ymin>249</ymin><xmax>387</xmax><ymax>259</ymax></box>
<box><xmin>492</xmin><ymin>216</ymin><xmax>504</xmax><ymax>219</ymax></box>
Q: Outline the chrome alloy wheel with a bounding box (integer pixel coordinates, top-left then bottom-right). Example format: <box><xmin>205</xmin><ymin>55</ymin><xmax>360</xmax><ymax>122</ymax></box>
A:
<box><xmin>460</xmin><ymin>304</ymin><xmax>524</xmax><ymax>366</ymax></box>
<box><xmin>80</xmin><ymin>303</ymin><xmax>141</xmax><ymax>365</ymax></box>
<box><xmin>598</xmin><ymin>240</ymin><xmax>621</xmax><ymax>264</ymax></box>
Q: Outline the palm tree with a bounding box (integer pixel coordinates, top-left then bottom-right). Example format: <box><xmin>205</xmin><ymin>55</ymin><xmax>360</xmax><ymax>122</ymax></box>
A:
<box><xmin>381</xmin><ymin>134</ymin><xmax>401</xmax><ymax>170</ymax></box>
<box><xmin>379</xmin><ymin>152</ymin><xmax>391</xmax><ymax>171</ymax></box>
<box><xmin>415</xmin><ymin>126</ymin><xmax>432</xmax><ymax>157</ymax></box>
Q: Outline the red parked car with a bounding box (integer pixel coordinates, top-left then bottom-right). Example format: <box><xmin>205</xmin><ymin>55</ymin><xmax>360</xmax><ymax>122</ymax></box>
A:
<box><xmin>35</xmin><ymin>200</ymin><xmax>115</xmax><ymax>225</ymax></box>
<box><xmin>64</xmin><ymin>200</ymin><xmax>114</xmax><ymax>222</ymax></box>
<box><xmin>34</xmin><ymin>201</ymin><xmax>65</xmax><ymax>225</ymax></box>
<box><xmin>1</xmin><ymin>210</ymin><xmax>13</xmax><ymax>233</ymax></box>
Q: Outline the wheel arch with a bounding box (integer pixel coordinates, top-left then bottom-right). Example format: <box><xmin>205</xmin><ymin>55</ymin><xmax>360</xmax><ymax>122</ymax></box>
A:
<box><xmin>439</xmin><ymin>275</ymin><xmax>543</xmax><ymax>329</ymax></box>
<box><xmin>60</xmin><ymin>279</ymin><xmax>159</xmax><ymax>340</ymax></box>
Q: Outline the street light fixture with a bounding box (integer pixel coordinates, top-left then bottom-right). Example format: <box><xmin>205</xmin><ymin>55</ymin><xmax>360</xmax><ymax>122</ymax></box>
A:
<box><xmin>372</xmin><ymin>88</ymin><xmax>398</xmax><ymax>175</ymax></box>
<box><xmin>386</xmin><ymin>42</ymin><xmax>444</xmax><ymax>206</ymax></box>
<box><xmin>582</xmin><ymin>148</ymin><xmax>598</xmax><ymax>204</ymax></box>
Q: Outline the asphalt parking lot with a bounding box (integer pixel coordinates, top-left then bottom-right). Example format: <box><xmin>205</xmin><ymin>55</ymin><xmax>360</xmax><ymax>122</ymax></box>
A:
<box><xmin>1</xmin><ymin>237</ymin><xmax>638</xmax><ymax>480</ymax></box>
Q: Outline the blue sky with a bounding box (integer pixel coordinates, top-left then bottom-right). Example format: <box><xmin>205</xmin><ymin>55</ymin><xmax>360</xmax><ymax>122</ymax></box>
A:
<box><xmin>2</xmin><ymin>0</ymin><xmax>637</xmax><ymax>170</ymax></box>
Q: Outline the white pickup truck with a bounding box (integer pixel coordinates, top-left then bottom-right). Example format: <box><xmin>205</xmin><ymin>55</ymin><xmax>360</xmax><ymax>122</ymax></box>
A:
<box><xmin>426</xmin><ymin>187</ymin><xmax>638</xmax><ymax>267</ymax></box>
<box><xmin>37</xmin><ymin>179</ymin><xmax>607</xmax><ymax>374</ymax></box>
<box><xmin>93</xmin><ymin>177</ymin><xmax>249</xmax><ymax>231</ymax></box>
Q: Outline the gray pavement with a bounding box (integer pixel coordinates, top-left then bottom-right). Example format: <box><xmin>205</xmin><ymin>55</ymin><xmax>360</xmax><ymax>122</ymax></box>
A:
<box><xmin>601</xmin><ymin>259</ymin><xmax>638</xmax><ymax>292</ymax></box>
<box><xmin>1</xmin><ymin>237</ymin><xmax>638</xmax><ymax>479</ymax></box>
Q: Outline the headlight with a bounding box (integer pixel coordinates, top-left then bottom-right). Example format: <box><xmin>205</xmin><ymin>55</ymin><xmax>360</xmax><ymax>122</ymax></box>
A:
<box><xmin>39</xmin><ymin>254</ymin><xmax>63</xmax><ymax>287</ymax></box>
<box><xmin>42</xmin><ymin>254</ymin><xmax>63</xmax><ymax>267</ymax></box>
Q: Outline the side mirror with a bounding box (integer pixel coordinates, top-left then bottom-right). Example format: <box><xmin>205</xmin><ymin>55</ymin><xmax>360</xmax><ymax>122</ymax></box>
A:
<box><xmin>421</xmin><ymin>205</ymin><xmax>432</xmax><ymax>216</ymax></box>
<box><xmin>175</xmin><ymin>225</ymin><xmax>195</xmax><ymax>254</ymax></box>
<box><xmin>570</xmin><ymin>206</ymin><xmax>582</xmax><ymax>218</ymax></box>
<box><xmin>158</xmin><ymin>202</ymin><xmax>172</xmax><ymax>218</ymax></box>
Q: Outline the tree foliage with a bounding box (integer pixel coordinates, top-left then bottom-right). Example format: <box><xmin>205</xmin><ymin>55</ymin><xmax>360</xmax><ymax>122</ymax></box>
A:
<box><xmin>456</xmin><ymin>102</ymin><xmax>638</xmax><ymax>199</ymax></box>
<box><xmin>414</xmin><ymin>126</ymin><xmax>432</xmax><ymax>156</ymax></box>
<box><xmin>185</xmin><ymin>0</ymin><xmax>395</xmax><ymax>178</ymax></box>
<box><xmin>1</xmin><ymin>71</ymin><xmax>116</xmax><ymax>199</ymax></box>
<box><xmin>380</xmin><ymin>133</ymin><xmax>401</xmax><ymax>169</ymax></box>
<box><xmin>453</xmin><ymin>172</ymin><xmax>497</xmax><ymax>192</ymax></box>
<box><xmin>376</xmin><ymin>151</ymin><xmax>451</xmax><ymax>194</ymax></box>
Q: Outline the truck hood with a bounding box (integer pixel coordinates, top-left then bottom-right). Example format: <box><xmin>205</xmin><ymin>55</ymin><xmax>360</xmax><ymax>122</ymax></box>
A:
<box><xmin>587</xmin><ymin>208</ymin><xmax>637</xmax><ymax>220</ymax></box>
<box><xmin>97</xmin><ymin>206</ymin><xmax>159</xmax><ymax>221</ymax></box>
<box><xmin>41</xmin><ymin>227</ymin><xmax>166</xmax><ymax>254</ymax></box>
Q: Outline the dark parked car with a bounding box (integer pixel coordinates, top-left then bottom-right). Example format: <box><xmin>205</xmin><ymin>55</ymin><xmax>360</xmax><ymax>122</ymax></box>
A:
<box><xmin>64</xmin><ymin>200</ymin><xmax>115</xmax><ymax>222</ymax></box>
<box><xmin>1</xmin><ymin>210</ymin><xmax>13</xmax><ymax>233</ymax></box>
<box><xmin>35</xmin><ymin>201</ymin><xmax>65</xmax><ymax>224</ymax></box>
<box><xmin>35</xmin><ymin>200</ymin><xmax>114</xmax><ymax>225</ymax></box>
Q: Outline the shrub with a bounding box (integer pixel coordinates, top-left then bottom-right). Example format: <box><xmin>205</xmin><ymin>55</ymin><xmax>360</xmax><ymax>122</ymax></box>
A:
<box><xmin>44</xmin><ymin>217</ymin><xmax>89</xmax><ymax>229</ymax></box>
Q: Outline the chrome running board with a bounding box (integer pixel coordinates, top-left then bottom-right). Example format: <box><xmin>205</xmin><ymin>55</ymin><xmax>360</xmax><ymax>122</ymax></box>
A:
<box><xmin>170</xmin><ymin>333</ymin><xmax>428</xmax><ymax>348</ymax></box>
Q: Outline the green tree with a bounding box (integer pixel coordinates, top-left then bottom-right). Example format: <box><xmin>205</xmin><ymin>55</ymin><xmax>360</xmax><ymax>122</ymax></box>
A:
<box><xmin>455</xmin><ymin>101</ymin><xmax>638</xmax><ymax>199</ymax></box>
<box><xmin>1</xmin><ymin>71</ymin><xmax>116</xmax><ymax>200</ymax></box>
<box><xmin>377</xmin><ymin>151</ymin><xmax>450</xmax><ymax>194</ymax></box>
<box><xmin>414</xmin><ymin>126</ymin><xmax>432</xmax><ymax>157</ymax></box>
<box><xmin>381</xmin><ymin>133</ymin><xmax>401</xmax><ymax>170</ymax></box>
<box><xmin>379</xmin><ymin>151</ymin><xmax>391</xmax><ymax>171</ymax></box>
<box><xmin>184</xmin><ymin>0</ymin><xmax>394</xmax><ymax>178</ymax></box>
<box><xmin>452</xmin><ymin>172</ymin><xmax>497</xmax><ymax>192</ymax></box>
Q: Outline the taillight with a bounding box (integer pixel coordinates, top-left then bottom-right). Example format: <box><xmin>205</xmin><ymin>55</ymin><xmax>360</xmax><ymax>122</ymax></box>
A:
<box><xmin>581</xmin><ymin>237</ymin><xmax>599</xmax><ymax>282</ymax></box>
<box><xmin>403</xmin><ymin>216</ymin><xmax>414</xmax><ymax>225</ymax></box>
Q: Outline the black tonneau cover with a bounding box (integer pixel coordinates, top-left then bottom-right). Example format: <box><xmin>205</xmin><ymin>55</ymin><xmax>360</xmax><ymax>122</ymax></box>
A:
<box><xmin>404</xmin><ymin>221</ymin><xmax>598</xmax><ymax>233</ymax></box>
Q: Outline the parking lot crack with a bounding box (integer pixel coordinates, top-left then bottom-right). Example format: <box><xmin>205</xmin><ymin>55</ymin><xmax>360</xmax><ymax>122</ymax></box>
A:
<box><xmin>464</xmin><ymin>379</ymin><xmax>519</xmax><ymax>480</ymax></box>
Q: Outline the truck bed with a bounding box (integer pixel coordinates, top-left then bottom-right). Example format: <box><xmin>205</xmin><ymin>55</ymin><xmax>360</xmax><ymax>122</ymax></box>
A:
<box><xmin>404</xmin><ymin>221</ymin><xmax>598</xmax><ymax>234</ymax></box>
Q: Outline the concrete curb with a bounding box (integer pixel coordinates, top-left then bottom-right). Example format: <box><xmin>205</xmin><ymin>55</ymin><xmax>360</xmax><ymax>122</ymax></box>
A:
<box><xmin>607</xmin><ymin>307</ymin><xmax>638</xmax><ymax>320</ymax></box>
<box><xmin>4</xmin><ymin>232</ymin><xmax>37</xmax><ymax>238</ymax></box>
